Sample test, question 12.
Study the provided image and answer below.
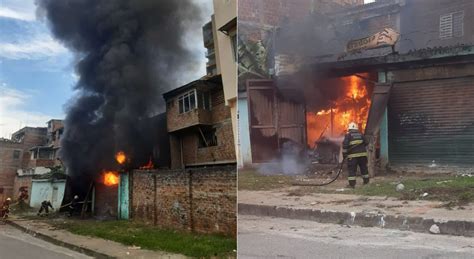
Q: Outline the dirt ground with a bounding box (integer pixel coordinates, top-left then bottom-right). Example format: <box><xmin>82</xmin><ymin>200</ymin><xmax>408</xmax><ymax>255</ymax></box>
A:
<box><xmin>239</xmin><ymin>168</ymin><xmax>474</xmax><ymax>206</ymax></box>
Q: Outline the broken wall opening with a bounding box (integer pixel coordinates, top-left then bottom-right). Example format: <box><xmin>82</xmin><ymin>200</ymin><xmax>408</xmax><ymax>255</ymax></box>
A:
<box><xmin>304</xmin><ymin>72</ymin><xmax>376</xmax><ymax>164</ymax></box>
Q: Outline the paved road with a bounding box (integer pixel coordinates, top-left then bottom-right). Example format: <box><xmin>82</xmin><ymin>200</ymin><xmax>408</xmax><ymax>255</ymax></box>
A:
<box><xmin>0</xmin><ymin>224</ymin><xmax>91</xmax><ymax>259</ymax></box>
<box><xmin>238</xmin><ymin>215</ymin><xmax>474</xmax><ymax>259</ymax></box>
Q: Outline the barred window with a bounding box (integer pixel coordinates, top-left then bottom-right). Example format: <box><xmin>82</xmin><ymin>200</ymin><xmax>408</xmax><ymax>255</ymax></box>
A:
<box><xmin>440</xmin><ymin>11</ymin><xmax>464</xmax><ymax>39</ymax></box>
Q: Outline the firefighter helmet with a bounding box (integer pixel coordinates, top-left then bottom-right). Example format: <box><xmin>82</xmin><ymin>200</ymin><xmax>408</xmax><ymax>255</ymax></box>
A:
<box><xmin>6</xmin><ymin>197</ymin><xmax>11</xmax><ymax>201</ymax></box>
<box><xmin>348</xmin><ymin>122</ymin><xmax>358</xmax><ymax>131</ymax></box>
<box><xmin>74</xmin><ymin>195</ymin><xmax>79</xmax><ymax>199</ymax></box>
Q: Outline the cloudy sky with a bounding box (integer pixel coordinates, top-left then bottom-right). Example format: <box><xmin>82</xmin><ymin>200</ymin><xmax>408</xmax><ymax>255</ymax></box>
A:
<box><xmin>0</xmin><ymin>0</ymin><xmax>212</xmax><ymax>138</ymax></box>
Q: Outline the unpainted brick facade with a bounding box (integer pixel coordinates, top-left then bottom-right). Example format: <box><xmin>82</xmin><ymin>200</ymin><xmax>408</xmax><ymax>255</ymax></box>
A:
<box><xmin>12</xmin><ymin>175</ymin><xmax>33</xmax><ymax>203</ymax></box>
<box><xmin>164</xmin><ymin>81</ymin><xmax>236</xmax><ymax>169</ymax></box>
<box><xmin>130</xmin><ymin>166</ymin><xmax>236</xmax><ymax>237</ymax></box>
<box><xmin>238</xmin><ymin>0</ymin><xmax>362</xmax><ymax>42</ymax></box>
<box><xmin>0</xmin><ymin>127</ymin><xmax>47</xmax><ymax>202</ymax></box>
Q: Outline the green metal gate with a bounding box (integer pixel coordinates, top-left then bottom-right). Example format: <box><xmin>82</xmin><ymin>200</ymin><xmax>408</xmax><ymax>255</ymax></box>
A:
<box><xmin>118</xmin><ymin>172</ymin><xmax>129</xmax><ymax>220</ymax></box>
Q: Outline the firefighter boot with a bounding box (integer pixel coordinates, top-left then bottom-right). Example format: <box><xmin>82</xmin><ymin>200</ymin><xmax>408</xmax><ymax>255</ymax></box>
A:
<box><xmin>363</xmin><ymin>177</ymin><xmax>369</xmax><ymax>185</ymax></box>
<box><xmin>347</xmin><ymin>177</ymin><xmax>356</xmax><ymax>188</ymax></box>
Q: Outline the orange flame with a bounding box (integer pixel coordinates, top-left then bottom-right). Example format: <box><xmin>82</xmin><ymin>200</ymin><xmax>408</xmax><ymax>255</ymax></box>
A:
<box><xmin>115</xmin><ymin>151</ymin><xmax>126</xmax><ymax>165</ymax></box>
<box><xmin>307</xmin><ymin>75</ymin><xmax>372</xmax><ymax>148</ymax></box>
<box><xmin>139</xmin><ymin>157</ymin><xmax>154</xmax><ymax>170</ymax></box>
<box><xmin>103</xmin><ymin>171</ymin><xmax>119</xmax><ymax>186</ymax></box>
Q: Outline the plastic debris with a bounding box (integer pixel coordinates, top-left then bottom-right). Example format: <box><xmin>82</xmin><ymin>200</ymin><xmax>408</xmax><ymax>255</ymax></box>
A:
<box><xmin>421</xmin><ymin>192</ymin><xmax>429</xmax><ymax>197</ymax></box>
<box><xmin>396</xmin><ymin>183</ymin><xmax>405</xmax><ymax>192</ymax></box>
<box><xmin>429</xmin><ymin>224</ymin><xmax>440</xmax><ymax>234</ymax></box>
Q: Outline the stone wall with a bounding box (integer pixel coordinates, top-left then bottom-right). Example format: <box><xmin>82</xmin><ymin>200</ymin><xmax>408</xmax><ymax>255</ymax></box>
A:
<box><xmin>131</xmin><ymin>166</ymin><xmax>236</xmax><ymax>237</ymax></box>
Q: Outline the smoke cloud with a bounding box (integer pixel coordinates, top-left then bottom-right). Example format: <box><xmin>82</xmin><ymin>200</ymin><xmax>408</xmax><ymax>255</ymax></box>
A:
<box><xmin>36</xmin><ymin>0</ymin><xmax>203</xmax><ymax>190</ymax></box>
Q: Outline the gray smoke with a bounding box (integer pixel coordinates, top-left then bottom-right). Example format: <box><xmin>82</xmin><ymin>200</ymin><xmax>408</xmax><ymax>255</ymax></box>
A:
<box><xmin>36</xmin><ymin>0</ymin><xmax>202</xmax><ymax>191</ymax></box>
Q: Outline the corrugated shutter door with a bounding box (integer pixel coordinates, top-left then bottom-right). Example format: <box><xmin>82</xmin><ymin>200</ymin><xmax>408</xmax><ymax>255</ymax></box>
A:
<box><xmin>388</xmin><ymin>77</ymin><xmax>474</xmax><ymax>166</ymax></box>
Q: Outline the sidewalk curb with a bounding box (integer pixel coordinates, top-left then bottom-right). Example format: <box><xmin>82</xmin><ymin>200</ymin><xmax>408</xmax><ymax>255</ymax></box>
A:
<box><xmin>5</xmin><ymin>220</ymin><xmax>113</xmax><ymax>258</ymax></box>
<box><xmin>238</xmin><ymin>203</ymin><xmax>474</xmax><ymax>237</ymax></box>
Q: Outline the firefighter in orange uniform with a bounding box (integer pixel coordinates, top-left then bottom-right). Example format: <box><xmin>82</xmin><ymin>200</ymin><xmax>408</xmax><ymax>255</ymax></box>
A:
<box><xmin>1</xmin><ymin>198</ymin><xmax>12</xmax><ymax>219</ymax></box>
<box><xmin>342</xmin><ymin>122</ymin><xmax>369</xmax><ymax>188</ymax></box>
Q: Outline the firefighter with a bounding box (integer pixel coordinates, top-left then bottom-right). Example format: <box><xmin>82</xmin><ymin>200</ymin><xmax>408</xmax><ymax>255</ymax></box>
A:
<box><xmin>68</xmin><ymin>195</ymin><xmax>79</xmax><ymax>217</ymax></box>
<box><xmin>18</xmin><ymin>187</ymin><xmax>29</xmax><ymax>210</ymax></box>
<box><xmin>1</xmin><ymin>198</ymin><xmax>11</xmax><ymax>219</ymax></box>
<box><xmin>342</xmin><ymin>122</ymin><xmax>369</xmax><ymax>188</ymax></box>
<box><xmin>37</xmin><ymin>200</ymin><xmax>54</xmax><ymax>216</ymax></box>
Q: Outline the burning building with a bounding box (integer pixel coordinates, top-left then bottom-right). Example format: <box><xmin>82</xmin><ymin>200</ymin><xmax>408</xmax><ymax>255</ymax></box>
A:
<box><xmin>37</xmin><ymin>1</ymin><xmax>236</xmax><ymax>235</ymax></box>
<box><xmin>239</xmin><ymin>0</ymin><xmax>474</xmax><ymax>174</ymax></box>
<box><xmin>36</xmin><ymin>0</ymin><xmax>205</xmax><ymax>218</ymax></box>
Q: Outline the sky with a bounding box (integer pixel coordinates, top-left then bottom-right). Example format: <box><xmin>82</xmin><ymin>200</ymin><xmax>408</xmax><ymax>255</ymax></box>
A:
<box><xmin>0</xmin><ymin>0</ymin><xmax>212</xmax><ymax>138</ymax></box>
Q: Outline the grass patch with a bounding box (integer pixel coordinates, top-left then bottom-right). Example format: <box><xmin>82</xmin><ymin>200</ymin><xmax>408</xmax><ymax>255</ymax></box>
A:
<box><xmin>54</xmin><ymin>220</ymin><xmax>236</xmax><ymax>258</ymax></box>
<box><xmin>345</xmin><ymin>176</ymin><xmax>474</xmax><ymax>205</ymax></box>
<box><xmin>238</xmin><ymin>169</ymin><xmax>293</xmax><ymax>190</ymax></box>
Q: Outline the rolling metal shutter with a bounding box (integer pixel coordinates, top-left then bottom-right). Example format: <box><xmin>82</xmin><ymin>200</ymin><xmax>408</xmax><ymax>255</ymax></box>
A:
<box><xmin>388</xmin><ymin>77</ymin><xmax>474</xmax><ymax>166</ymax></box>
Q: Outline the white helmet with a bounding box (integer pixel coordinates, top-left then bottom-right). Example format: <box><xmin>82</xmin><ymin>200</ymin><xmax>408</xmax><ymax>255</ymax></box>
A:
<box><xmin>348</xmin><ymin>122</ymin><xmax>358</xmax><ymax>131</ymax></box>
<box><xmin>6</xmin><ymin>197</ymin><xmax>11</xmax><ymax>201</ymax></box>
<box><xmin>74</xmin><ymin>195</ymin><xmax>79</xmax><ymax>199</ymax></box>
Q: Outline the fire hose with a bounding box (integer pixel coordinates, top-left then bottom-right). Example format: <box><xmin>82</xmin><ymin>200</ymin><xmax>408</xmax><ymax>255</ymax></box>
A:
<box><xmin>292</xmin><ymin>143</ymin><xmax>363</xmax><ymax>187</ymax></box>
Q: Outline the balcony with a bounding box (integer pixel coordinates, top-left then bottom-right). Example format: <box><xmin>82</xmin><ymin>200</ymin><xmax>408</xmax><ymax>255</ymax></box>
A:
<box><xmin>28</xmin><ymin>158</ymin><xmax>55</xmax><ymax>168</ymax></box>
<box><xmin>167</xmin><ymin>108</ymin><xmax>212</xmax><ymax>132</ymax></box>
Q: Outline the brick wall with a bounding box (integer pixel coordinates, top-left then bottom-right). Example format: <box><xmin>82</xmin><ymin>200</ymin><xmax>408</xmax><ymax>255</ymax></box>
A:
<box><xmin>28</xmin><ymin>159</ymin><xmax>55</xmax><ymax>168</ymax></box>
<box><xmin>0</xmin><ymin>141</ymin><xmax>24</xmax><ymax>201</ymax></box>
<box><xmin>12</xmin><ymin>175</ymin><xmax>33</xmax><ymax>203</ymax></box>
<box><xmin>1</xmin><ymin>127</ymin><xmax>48</xmax><ymax>202</ymax></box>
<box><xmin>131</xmin><ymin>166</ymin><xmax>236</xmax><ymax>237</ymax></box>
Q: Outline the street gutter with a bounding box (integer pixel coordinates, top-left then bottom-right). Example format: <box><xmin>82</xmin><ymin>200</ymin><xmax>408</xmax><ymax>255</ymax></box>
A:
<box><xmin>238</xmin><ymin>203</ymin><xmax>474</xmax><ymax>237</ymax></box>
<box><xmin>5</xmin><ymin>219</ymin><xmax>113</xmax><ymax>258</ymax></box>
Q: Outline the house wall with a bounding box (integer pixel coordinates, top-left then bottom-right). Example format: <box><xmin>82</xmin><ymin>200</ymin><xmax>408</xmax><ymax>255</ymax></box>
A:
<box><xmin>0</xmin><ymin>141</ymin><xmax>24</xmax><ymax>201</ymax></box>
<box><xmin>12</xmin><ymin>175</ymin><xmax>33</xmax><ymax>204</ymax></box>
<box><xmin>399</xmin><ymin>0</ymin><xmax>474</xmax><ymax>53</ymax></box>
<box><xmin>168</xmin><ymin>88</ymin><xmax>236</xmax><ymax>168</ymax></box>
<box><xmin>130</xmin><ymin>166</ymin><xmax>236</xmax><ymax>237</ymax></box>
<box><xmin>29</xmin><ymin>180</ymin><xmax>66</xmax><ymax>209</ymax></box>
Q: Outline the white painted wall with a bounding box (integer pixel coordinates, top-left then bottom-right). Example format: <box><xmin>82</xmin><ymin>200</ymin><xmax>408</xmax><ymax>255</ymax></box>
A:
<box><xmin>30</xmin><ymin>180</ymin><xmax>66</xmax><ymax>209</ymax></box>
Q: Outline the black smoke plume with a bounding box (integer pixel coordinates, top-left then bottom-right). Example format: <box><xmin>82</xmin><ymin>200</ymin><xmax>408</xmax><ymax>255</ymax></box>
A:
<box><xmin>36</xmin><ymin>0</ymin><xmax>202</xmax><ymax>193</ymax></box>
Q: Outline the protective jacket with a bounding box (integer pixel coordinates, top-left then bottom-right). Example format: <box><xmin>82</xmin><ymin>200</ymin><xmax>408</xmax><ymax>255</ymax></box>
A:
<box><xmin>342</xmin><ymin>129</ymin><xmax>368</xmax><ymax>158</ymax></box>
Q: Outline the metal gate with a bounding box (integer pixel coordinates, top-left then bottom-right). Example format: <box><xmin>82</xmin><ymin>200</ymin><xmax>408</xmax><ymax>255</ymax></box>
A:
<box><xmin>388</xmin><ymin>77</ymin><xmax>474</xmax><ymax>166</ymax></box>
<box><xmin>118</xmin><ymin>172</ymin><xmax>129</xmax><ymax>220</ymax></box>
<box><xmin>247</xmin><ymin>79</ymin><xmax>306</xmax><ymax>163</ymax></box>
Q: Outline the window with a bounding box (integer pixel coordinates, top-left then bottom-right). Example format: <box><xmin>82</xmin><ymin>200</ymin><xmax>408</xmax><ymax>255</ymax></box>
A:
<box><xmin>198</xmin><ymin>128</ymin><xmax>218</xmax><ymax>148</ymax></box>
<box><xmin>178</xmin><ymin>90</ymin><xmax>197</xmax><ymax>114</ymax></box>
<box><xmin>13</xmin><ymin>150</ymin><xmax>21</xmax><ymax>159</ymax></box>
<box><xmin>230</xmin><ymin>33</ymin><xmax>237</xmax><ymax>62</ymax></box>
<box><xmin>440</xmin><ymin>11</ymin><xmax>464</xmax><ymax>39</ymax></box>
<box><xmin>198</xmin><ymin>91</ymin><xmax>211</xmax><ymax>110</ymax></box>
